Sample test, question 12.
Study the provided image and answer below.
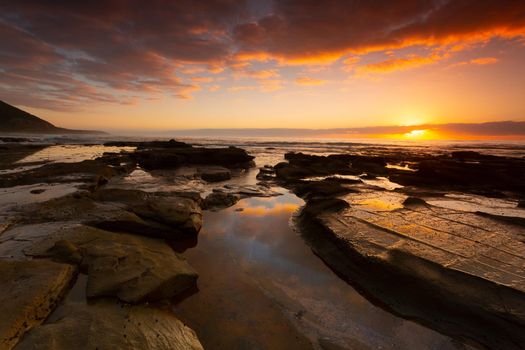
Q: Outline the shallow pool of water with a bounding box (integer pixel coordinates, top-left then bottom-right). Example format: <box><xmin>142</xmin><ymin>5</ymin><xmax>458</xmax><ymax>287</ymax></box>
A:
<box><xmin>16</xmin><ymin>145</ymin><xmax>135</xmax><ymax>165</ymax></box>
<box><xmin>173</xmin><ymin>189</ymin><xmax>471</xmax><ymax>349</ymax></box>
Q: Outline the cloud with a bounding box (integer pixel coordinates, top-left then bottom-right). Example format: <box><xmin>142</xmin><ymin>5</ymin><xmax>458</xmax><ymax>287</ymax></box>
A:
<box><xmin>191</xmin><ymin>77</ymin><xmax>215</xmax><ymax>83</ymax></box>
<box><xmin>470</xmin><ymin>57</ymin><xmax>499</xmax><ymax>65</ymax></box>
<box><xmin>295</xmin><ymin>76</ymin><xmax>326</xmax><ymax>86</ymax></box>
<box><xmin>0</xmin><ymin>0</ymin><xmax>246</xmax><ymax>109</ymax></box>
<box><xmin>233</xmin><ymin>0</ymin><xmax>525</xmax><ymax>63</ymax></box>
<box><xmin>233</xmin><ymin>69</ymin><xmax>280</xmax><ymax>79</ymax></box>
<box><xmin>357</xmin><ymin>51</ymin><xmax>448</xmax><ymax>74</ymax></box>
<box><xmin>228</xmin><ymin>85</ymin><xmax>257</xmax><ymax>92</ymax></box>
<box><xmin>447</xmin><ymin>56</ymin><xmax>499</xmax><ymax>69</ymax></box>
<box><xmin>259</xmin><ymin>79</ymin><xmax>285</xmax><ymax>92</ymax></box>
<box><xmin>1</xmin><ymin>0</ymin><xmax>524</xmax><ymax>110</ymax></box>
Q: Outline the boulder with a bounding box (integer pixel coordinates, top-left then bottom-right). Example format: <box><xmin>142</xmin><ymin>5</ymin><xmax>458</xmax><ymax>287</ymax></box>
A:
<box><xmin>301</xmin><ymin>198</ymin><xmax>350</xmax><ymax>217</ymax></box>
<box><xmin>22</xmin><ymin>189</ymin><xmax>203</xmax><ymax>240</ymax></box>
<box><xmin>24</xmin><ymin>225</ymin><xmax>198</xmax><ymax>303</ymax></box>
<box><xmin>15</xmin><ymin>300</ymin><xmax>203</xmax><ymax>350</ymax></box>
<box><xmin>293</xmin><ymin>179</ymin><xmax>355</xmax><ymax>199</ymax></box>
<box><xmin>277</xmin><ymin>153</ymin><xmax>355</xmax><ymax>180</ymax></box>
<box><xmin>402</xmin><ymin>196</ymin><xmax>427</xmax><ymax>207</ymax></box>
<box><xmin>256</xmin><ymin>165</ymin><xmax>275</xmax><ymax>181</ymax></box>
<box><xmin>134</xmin><ymin>146</ymin><xmax>254</xmax><ymax>170</ymax></box>
<box><xmin>202</xmin><ymin>192</ymin><xmax>239</xmax><ymax>210</ymax></box>
<box><xmin>130</xmin><ymin>195</ymin><xmax>202</xmax><ymax>235</ymax></box>
<box><xmin>198</xmin><ymin>166</ymin><xmax>231</xmax><ymax>182</ymax></box>
<box><xmin>0</xmin><ymin>259</ymin><xmax>76</xmax><ymax>349</ymax></box>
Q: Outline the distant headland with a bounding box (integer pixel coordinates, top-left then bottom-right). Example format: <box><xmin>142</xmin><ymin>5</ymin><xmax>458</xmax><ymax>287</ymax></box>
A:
<box><xmin>0</xmin><ymin>100</ymin><xmax>106</xmax><ymax>135</ymax></box>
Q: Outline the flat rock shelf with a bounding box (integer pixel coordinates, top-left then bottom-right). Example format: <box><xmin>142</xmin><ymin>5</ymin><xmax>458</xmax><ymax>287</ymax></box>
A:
<box><xmin>309</xmin><ymin>191</ymin><xmax>525</xmax><ymax>349</ymax></box>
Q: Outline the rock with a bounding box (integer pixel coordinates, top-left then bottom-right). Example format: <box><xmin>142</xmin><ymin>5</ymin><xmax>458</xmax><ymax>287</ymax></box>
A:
<box><xmin>0</xmin><ymin>159</ymin><xmax>128</xmax><ymax>188</ymax></box>
<box><xmin>350</xmin><ymin>156</ymin><xmax>387</xmax><ymax>173</ymax></box>
<box><xmin>302</xmin><ymin>193</ymin><xmax>525</xmax><ymax>349</ymax></box>
<box><xmin>203</xmin><ymin>192</ymin><xmax>239</xmax><ymax>210</ymax></box>
<box><xmin>30</xmin><ymin>189</ymin><xmax>45</xmax><ymax>194</ymax></box>
<box><xmin>276</xmin><ymin>153</ymin><xmax>356</xmax><ymax>180</ymax></box>
<box><xmin>104</xmin><ymin>139</ymin><xmax>192</xmax><ymax>149</ymax></box>
<box><xmin>198</xmin><ymin>166</ymin><xmax>231</xmax><ymax>182</ymax></box>
<box><xmin>301</xmin><ymin>198</ymin><xmax>349</xmax><ymax>217</ymax></box>
<box><xmin>293</xmin><ymin>179</ymin><xmax>355</xmax><ymax>199</ymax></box>
<box><xmin>23</xmin><ymin>225</ymin><xmax>198</xmax><ymax>303</ymax></box>
<box><xmin>256</xmin><ymin>166</ymin><xmax>275</xmax><ymax>181</ymax></box>
<box><xmin>217</xmin><ymin>184</ymin><xmax>282</xmax><ymax>198</ymax></box>
<box><xmin>318</xmin><ymin>337</ymin><xmax>368</xmax><ymax>350</ymax></box>
<box><xmin>274</xmin><ymin>162</ymin><xmax>313</xmax><ymax>181</ymax></box>
<box><xmin>0</xmin><ymin>144</ymin><xmax>48</xmax><ymax>171</ymax></box>
<box><xmin>451</xmin><ymin>151</ymin><xmax>493</xmax><ymax>160</ymax></box>
<box><xmin>131</xmin><ymin>195</ymin><xmax>202</xmax><ymax>235</ymax></box>
<box><xmin>390</xmin><ymin>153</ymin><xmax>525</xmax><ymax>194</ymax></box>
<box><xmin>402</xmin><ymin>196</ymin><xmax>427</xmax><ymax>206</ymax></box>
<box><xmin>518</xmin><ymin>200</ymin><xmax>525</xmax><ymax>208</ymax></box>
<box><xmin>134</xmin><ymin>145</ymin><xmax>254</xmax><ymax>170</ymax></box>
<box><xmin>0</xmin><ymin>259</ymin><xmax>76</xmax><ymax>349</ymax></box>
<box><xmin>15</xmin><ymin>300</ymin><xmax>203</xmax><ymax>350</ymax></box>
<box><xmin>48</xmin><ymin>240</ymin><xmax>83</xmax><ymax>265</ymax></box>
<box><xmin>24</xmin><ymin>189</ymin><xmax>204</xmax><ymax>240</ymax></box>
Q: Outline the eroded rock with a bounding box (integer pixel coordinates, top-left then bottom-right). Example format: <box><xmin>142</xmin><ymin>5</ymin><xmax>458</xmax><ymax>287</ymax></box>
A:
<box><xmin>134</xmin><ymin>145</ymin><xmax>254</xmax><ymax>170</ymax></box>
<box><xmin>23</xmin><ymin>225</ymin><xmax>198</xmax><ymax>303</ymax></box>
<box><xmin>198</xmin><ymin>166</ymin><xmax>231</xmax><ymax>182</ymax></box>
<box><xmin>19</xmin><ymin>189</ymin><xmax>203</xmax><ymax>240</ymax></box>
<box><xmin>15</xmin><ymin>300</ymin><xmax>203</xmax><ymax>350</ymax></box>
<box><xmin>202</xmin><ymin>192</ymin><xmax>239</xmax><ymax>210</ymax></box>
<box><xmin>0</xmin><ymin>259</ymin><xmax>76</xmax><ymax>349</ymax></box>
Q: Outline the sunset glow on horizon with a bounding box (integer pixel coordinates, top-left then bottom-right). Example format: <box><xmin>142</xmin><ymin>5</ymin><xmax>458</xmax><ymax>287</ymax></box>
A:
<box><xmin>1</xmin><ymin>1</ymin><xmax>525</xmax><ymax>140</ymax></box>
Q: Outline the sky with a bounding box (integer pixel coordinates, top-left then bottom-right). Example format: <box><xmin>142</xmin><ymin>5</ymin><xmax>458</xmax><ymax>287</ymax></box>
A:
<box><xmin>1</xmin><ymin>0</ymin><xmax>525</xmax><ymax>139</ymax></box>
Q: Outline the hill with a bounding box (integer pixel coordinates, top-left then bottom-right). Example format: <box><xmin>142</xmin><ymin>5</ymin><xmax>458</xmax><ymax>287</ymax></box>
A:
<box><xmin>0</xmin><ymin>100</ymin><xmax>105</xmax><ymax>134</ymax></box>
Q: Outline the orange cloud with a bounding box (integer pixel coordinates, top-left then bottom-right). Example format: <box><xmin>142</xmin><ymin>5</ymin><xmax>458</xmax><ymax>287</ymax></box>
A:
<box><xmin>2</xmin><ymin>0</ymin><xmax>525</xmax><ymax>111</ymax></box>
<box><xmin>295</xmin><ymin>76</ymin><xmax>326</xmax><ymax>86</ymax></box>
<box><xmin>234</xmin><ymin>69</ymin><xmax>280</xmax><ymax>79</ymax></box>
<box><xmin>259</xmin><ymin>79</ymin><xmax>284</xmax><ymax>92</ymax></box>
<box><xmin>190</xmin><ymin>76</ymin><xmax>214</xmax><ymax>83</ymax></box>
<box><xmin>447</xmin><ymin>56</ymin><xmax>499</xmax><ymax>69</ymax></box>
<box><xmin>357</xmin><ymin>52</ymin><xmax>447</xmax><ymax>74</ymax></box>
<box><xmin>234</xmin><ymin>1</ymin><xmax>525</xmax><ymax>65</ymax></box>
<box><xmin>470</xmin><ymin>57</ymin><xmax>499</xmax><ymax>65</ymax></box>
<box><xmin>228</xmin><ymin>85</ymin><xmax>256</xmax><ymax>92</ymax></box>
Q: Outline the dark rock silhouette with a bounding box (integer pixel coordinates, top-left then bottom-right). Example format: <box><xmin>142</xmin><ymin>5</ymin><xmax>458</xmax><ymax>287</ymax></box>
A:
<box><xmin>0</xmin><ymin>100</ymin><xmax>105</xmax><ymax>134</ymax></box>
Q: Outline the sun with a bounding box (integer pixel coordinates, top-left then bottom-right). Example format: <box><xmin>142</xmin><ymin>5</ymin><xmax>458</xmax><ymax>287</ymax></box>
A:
<box><xmin>404</xmin><ymin>129</ymin><xmax>427</xmax><ymax>138</ymax></box>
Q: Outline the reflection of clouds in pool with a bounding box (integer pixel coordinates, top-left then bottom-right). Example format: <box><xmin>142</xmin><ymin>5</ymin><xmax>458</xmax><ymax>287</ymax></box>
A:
<box><xmin>240</xmin><ymin>203</ymin><xmax>299</xmax><ymax>216</ymax></box>
<box><xmin>189</xmin><ymin>194</ymin><xmax>466</xmax><ymax>349</ymax></box>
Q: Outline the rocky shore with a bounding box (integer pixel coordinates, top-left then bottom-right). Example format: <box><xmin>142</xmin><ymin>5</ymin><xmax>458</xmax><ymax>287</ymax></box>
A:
<box><xmin>270</xmin><ymin>151</ymin><xmax>525</xmax><ymax>349</ymax></box>
<box><xmin>0</xmin><ymin>139</ymin><xmax>264</xmax><ymax>349</ymax></box>
<box><xmin>1</xmin><ymin>138</ymin><xmax>524</xmax><ymax>349</ymax></box>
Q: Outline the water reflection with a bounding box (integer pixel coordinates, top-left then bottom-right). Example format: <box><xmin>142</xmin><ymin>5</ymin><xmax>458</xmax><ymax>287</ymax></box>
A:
<box><xmin>173</xmin><ymin>191</ymin><xmax>470</xmax><ymax>349</ymax></box>
<box><xmin>16</xmin><ymin>145</ymin><xmax>135</xmax><ymax>164</ymax></box>
<box><xmin>361</xmin><ymin>176</ymin><xmax>404</xmax><ymax>191</ymax></box>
